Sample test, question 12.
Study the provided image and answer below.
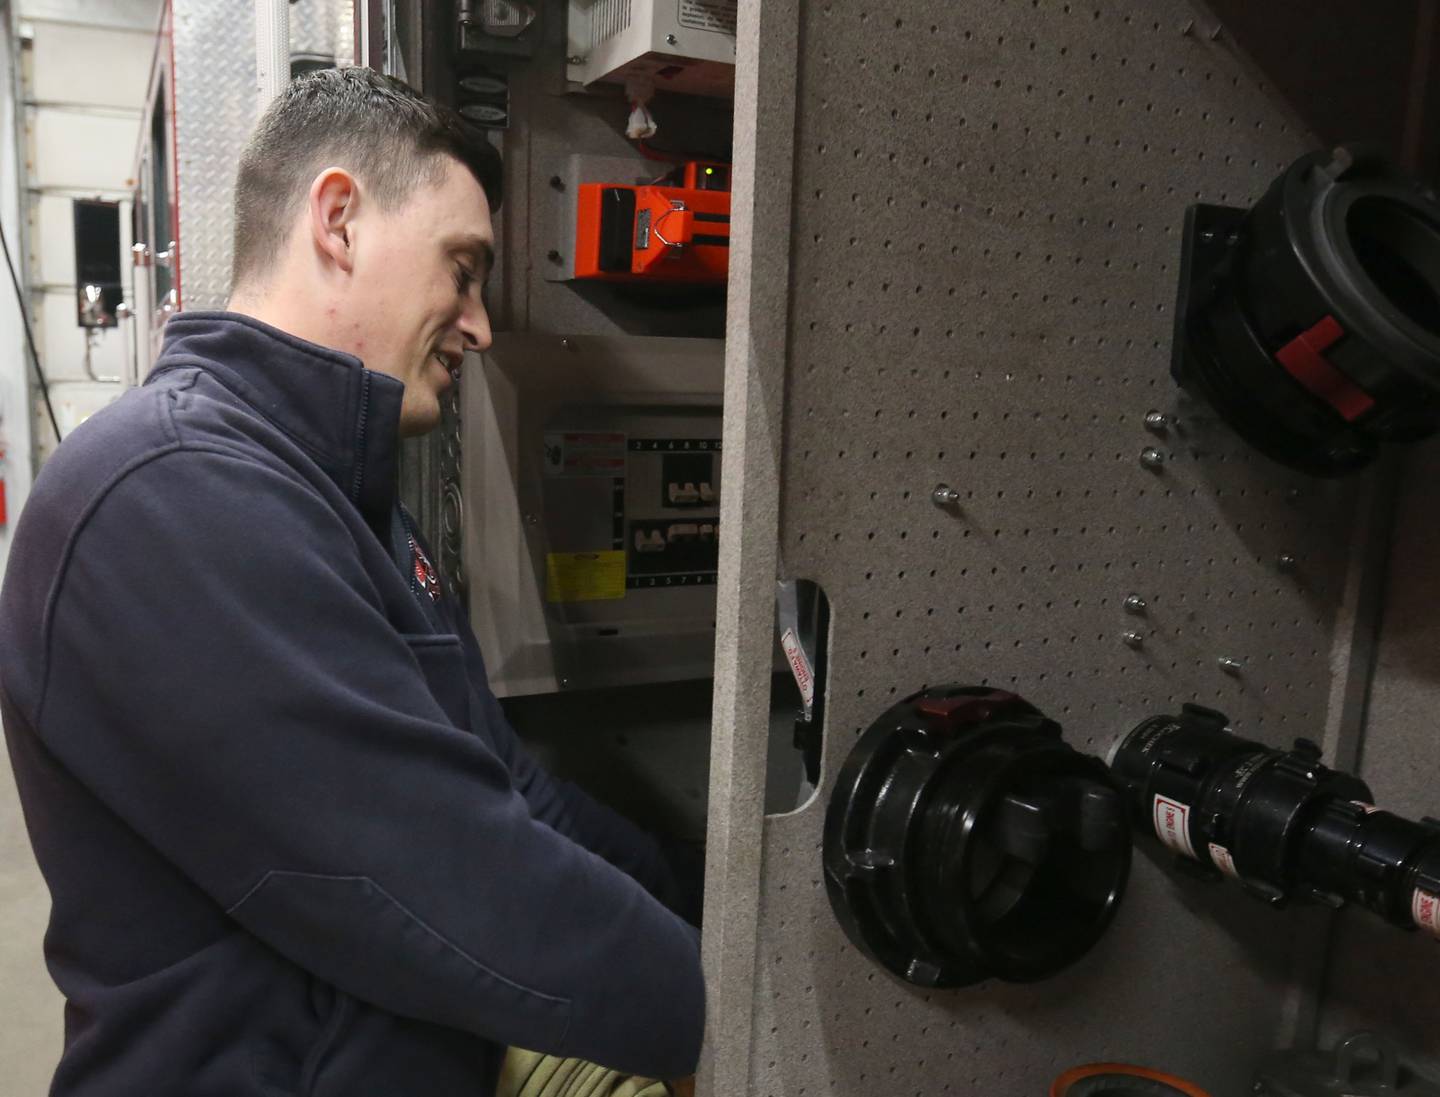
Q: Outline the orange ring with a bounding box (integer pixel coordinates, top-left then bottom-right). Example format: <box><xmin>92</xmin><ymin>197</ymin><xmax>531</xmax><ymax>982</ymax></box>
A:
<box><xmin>1051</xmin><ymin>1063</ymin><xmax>1214</xmax><ymax>1097</ymax></box>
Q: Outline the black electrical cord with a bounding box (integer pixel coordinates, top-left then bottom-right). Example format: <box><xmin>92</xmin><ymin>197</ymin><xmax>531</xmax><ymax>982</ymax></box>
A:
<box><xmin>0</xmin><ymin>214</ymin><xmax>62</xmax><ymax>445</ymax></box>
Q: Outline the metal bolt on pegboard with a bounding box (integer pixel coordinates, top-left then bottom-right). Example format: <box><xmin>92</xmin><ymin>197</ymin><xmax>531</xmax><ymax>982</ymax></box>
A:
<box><xmin>1144</xmin><ymin>410</ymin><xmax>1171</xmax><ymax>432</ymax></box>
<box><xmin>932</xmin><ymin>484</ymin><xmax>961</xmax><ymax>507</ymax></box>
<box><xmin>1124</xmin><ymin>595</ymin><xmax>1148</xmax><ymax>615</ymax></box>
<box><xmin>1122</xmin><ymin>631</ymin><xmax>1145</xmax><ymax>649</ymax></box>
<box><xmin>1218</xmin><ymin>657</ymin><xmax>1245</xmax><ymax>675</ymax></box>
<box><xmin>1139</xmin><ymin>447</ymin><xmax>1166</xmax><ymax>470</ymax></box>
<box><xmin>1277</xmin><ymin>554</ymin><xmax>1298</xmax><ymax>573</ymax></box>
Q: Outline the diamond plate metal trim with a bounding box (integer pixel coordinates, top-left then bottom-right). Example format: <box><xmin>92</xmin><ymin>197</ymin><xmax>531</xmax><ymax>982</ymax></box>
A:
<box><xmin>289</xmin><ymin>0</ymin><xmax>355</xmax><ymax>63</ymax></box>
<box><xmin>172</xmin><ymin>0</ymin><xmax>259</xmax><ymax>311</ymax></box>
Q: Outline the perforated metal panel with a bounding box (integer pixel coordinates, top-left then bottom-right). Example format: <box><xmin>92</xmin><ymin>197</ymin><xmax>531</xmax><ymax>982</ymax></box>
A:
<box><xmin>172</xmin><ymin>0</ymin><xmax>259</xmax><ymax>310</ymax></box>
<box><xmin>707</xmin><ymin>1</ymin><xmax>1381</xmax><ymax>1094</ymax></box>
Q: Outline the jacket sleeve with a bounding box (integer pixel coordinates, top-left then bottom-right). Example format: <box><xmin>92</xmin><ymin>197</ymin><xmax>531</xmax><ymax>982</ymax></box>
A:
<box><xmin>449</xmin><ymin>620</ymin><xmax>695</xmax><ymax>920</ymax></box>
<box><xmin>33</xmin><ymin>449</ymin><xmax>704</xmax><ymax>1079</ymax></box>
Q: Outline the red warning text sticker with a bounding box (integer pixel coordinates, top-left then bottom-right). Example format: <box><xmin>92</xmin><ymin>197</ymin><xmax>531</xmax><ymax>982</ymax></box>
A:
<box><xmin>1412</xmin><ymin>889</ymin><xmax>1440</xmax><ymax>938</ymax></box>
<box><xmin>780</xmin><ymin>628</ymin><xmax>814</xmax><ymax>709</ymax></box>
<box><xmin>1153</xmin><ymin>795</ymin><xmax>1197</xmax><ymax>860</ymax></box>
<box><xmin>1208</xmin><ymin>842</ymin><xmax>1240</xmax><ymax>880</ymax></box>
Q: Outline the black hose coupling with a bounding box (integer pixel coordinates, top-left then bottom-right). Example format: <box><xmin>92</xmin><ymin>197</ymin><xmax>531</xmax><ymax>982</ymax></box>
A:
<box><xmin>1111</xmin><ymin>704</ymin><xmax>1440</xmax><ymax>936</ymax></box>
<box><xmin>824</xmin><ymin>686</ymin><xmax>1131</xmax><ymax>987</ymax></box>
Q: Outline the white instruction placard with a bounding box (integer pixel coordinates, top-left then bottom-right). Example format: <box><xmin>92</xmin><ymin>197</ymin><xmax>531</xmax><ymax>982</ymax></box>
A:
<box><xmin>678</xmin><ymin>0</ymin><xmax>737</xmax><ymax>35</ymax></box>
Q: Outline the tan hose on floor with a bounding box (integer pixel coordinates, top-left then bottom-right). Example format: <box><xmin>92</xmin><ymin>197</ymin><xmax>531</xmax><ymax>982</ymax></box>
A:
<box><xmin>498</xmin><ymin>1047</ymin><xmax>682</xmax><ymax>1097</ymax></box>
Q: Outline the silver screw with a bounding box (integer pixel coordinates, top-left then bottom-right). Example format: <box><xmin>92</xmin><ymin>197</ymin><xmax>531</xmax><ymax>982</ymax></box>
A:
<box><xmin>524</xmin><ymin>513</ymin><xmax>539</xmax><ymax>525</ymax></box>
<box><xmin>1218</xmin><ymin>657</ymin><xmax>1244</xmax><ymax>675</ymax></box>
<box><xmin>560</xmin><ymin>337</ymin><xmax>575</xmax><ymax>351</ymax></box>
<box><xmin>1122</xmin><ymin>631</ymin><xmax>1145</xmax><ymax>649</ymax></box>
<box><xmin>666</xmin><ymin>33</ymin><xmax>678</xmax><ymax>45</ymax></box>
<box><xmin>1144</xmin><ymin>410</ymin><xmax>1171</xmax><ymax>432</ymax></box>
<box><xmin>1124</xmin><ymin>594</ymin><xmax>1148</xmax><ymax>615</ymax></box>
<box><xmin>566</xmin><ymin>55</ymin><xmax>585</xmax><ymax>65</ymax></box>
<box><xmin>1277</xmin><ymin>553</ymin><xmax>1297</xmax><ymax>573</ymax></box>
<box><xmin>1139</xmin><ymin>447</ymin><xmax>1165</xmax><ymax>470</ymax></box>
<box><xmin>932</xmin><ymin>484</ymin><xmax>960</xmax><ymax>506</ymax></box>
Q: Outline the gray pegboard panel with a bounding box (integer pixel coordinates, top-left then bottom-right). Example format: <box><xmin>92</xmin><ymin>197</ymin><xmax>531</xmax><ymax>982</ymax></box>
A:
<box><xmin>1316</xmin><ymin>443</ymin><xmax>1440</xmax><ymax>1075</ymax></box>
<box><xmin>710</xmin><ymin>0</ymin><xmax>1389</xmax><ymax>1094</ymax></box>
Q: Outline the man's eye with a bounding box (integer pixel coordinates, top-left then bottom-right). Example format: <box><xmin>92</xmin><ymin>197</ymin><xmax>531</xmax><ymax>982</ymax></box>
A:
<box><xmin>454</xmin><ymin>267</ymin><xmax>474</xmax><ymax>294</ymax></box>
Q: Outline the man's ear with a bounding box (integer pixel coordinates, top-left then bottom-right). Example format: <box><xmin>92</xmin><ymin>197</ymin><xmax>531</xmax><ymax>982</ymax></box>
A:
<box><xmin>307</xmin><ymin>167</ymin><xmax>359</xmax><ymax>273</ymax></box>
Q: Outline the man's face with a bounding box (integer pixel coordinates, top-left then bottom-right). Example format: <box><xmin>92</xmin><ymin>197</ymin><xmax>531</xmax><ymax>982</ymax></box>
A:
<box><xmin>345</xmin><ymin>157</ymin><xmax>495</xmax><ymax>436</ymax></box>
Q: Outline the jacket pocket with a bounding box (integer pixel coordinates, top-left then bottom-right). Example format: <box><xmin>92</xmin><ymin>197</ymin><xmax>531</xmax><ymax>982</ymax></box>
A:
<box><xmin>251</xmin><ymin>970</ymin><xmax>350</xmax><ymax>1097</ymax></box>
<box><xmin>299</xmin><ymin>981</ymin><xmax>355</xmax><ymax>1096</ymax></box>
<box><xmin>402</xmin><ymin>634</ymin><xmax>469</xmax><ymax>730</ymax></box>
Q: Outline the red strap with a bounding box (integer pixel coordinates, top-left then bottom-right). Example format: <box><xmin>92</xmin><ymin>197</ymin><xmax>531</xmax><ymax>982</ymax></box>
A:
<box><xmin>1274</xmin><ymin>315</ymin><xmax>1375</xmax><ymax>422</ymax></box>
<box><xmin>916</xmin><ymin>689</ymin><xmax>1020</xmax><ymax>726</ymax></box>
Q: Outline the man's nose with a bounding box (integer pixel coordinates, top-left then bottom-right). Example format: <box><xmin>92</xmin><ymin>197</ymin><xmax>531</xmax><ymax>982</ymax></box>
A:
<box><xmin>459</xmin><ymin>298</ymin><xmax>493</xmax><ymax>354</ymax></box>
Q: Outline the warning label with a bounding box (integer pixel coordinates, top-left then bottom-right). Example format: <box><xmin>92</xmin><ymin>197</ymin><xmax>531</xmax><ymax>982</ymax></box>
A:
<box><xmin>678</xmin><ymin>0</ymin><xmax>737</xmax><ymax>35</ymax></box>
<box><xmin>545</xmin><ymin>551</ymin><xmax>626</xmax><ymax>603</ymax></box>
<box><xmin>1153</xmin><ymin>795</ymin><xmax>1197</xmax><ymax>860</ymax></box>
<box><xmin>542</xmin><ymin>431</ymin><xmax>627</xmax><ymax>478</ymax></box>
<box><xmin>780</xmin><ymin>628</ymin><xmax>814</xmax><ymax>708</ymax></box>
<box><xmin>1207</xmin><ymin>842</ymin><xmax>1240</xmax><ymax>880</ymax></box>
<box><xmin>1412</xmin><ymin>888</ymin><xmax>1440</xmax><ymax>938</ymax></box>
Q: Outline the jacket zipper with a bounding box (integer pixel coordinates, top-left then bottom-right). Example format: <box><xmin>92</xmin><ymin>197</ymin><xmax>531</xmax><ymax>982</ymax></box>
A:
<box><xmin>350</xmin><ymin>369</ymin><xmax>371</xmax><ymax>505</ymax></box>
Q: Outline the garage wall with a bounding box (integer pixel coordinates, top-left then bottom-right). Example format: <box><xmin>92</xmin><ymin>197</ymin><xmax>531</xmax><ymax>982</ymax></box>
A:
<box><xmin>0</xmin><ymin>9</ymin><xmax>51</xmax><ymax>1097</ymax></box>
<box><xmin>19</xmin><ymin>0</ymin><xmax>159</xmax><ymax>460</ymax></box>
<box><xmin>0</xmin><ymin>3</ymin><xmax>159</xmax><ymax>1094</ymax></box>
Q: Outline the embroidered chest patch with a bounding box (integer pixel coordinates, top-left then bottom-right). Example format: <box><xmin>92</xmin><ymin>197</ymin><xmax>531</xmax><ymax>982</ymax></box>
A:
<box><xmin>409</xmin><ymin>533</ymin><xmax>442</xmax><ymax>602</ymax></box>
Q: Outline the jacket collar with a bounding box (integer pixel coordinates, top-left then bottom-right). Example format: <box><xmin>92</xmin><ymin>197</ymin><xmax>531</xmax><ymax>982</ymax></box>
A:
<box><xmin>150</xmin><ymin>310</ymin><xmax>405</xmax><ymax>529</ymax></box>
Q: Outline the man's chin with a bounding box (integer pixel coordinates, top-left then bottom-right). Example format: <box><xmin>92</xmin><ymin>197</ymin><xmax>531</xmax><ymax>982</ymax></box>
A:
<box><xmin>398</xmin><ymin>398</ymin><xmax>443</xmax><ymax>438</ymax></box>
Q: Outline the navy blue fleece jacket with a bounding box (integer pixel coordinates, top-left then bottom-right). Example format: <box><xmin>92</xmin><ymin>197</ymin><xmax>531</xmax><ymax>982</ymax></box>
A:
<box><xmin>0</xmin><ymin>312</ymin><xmax>704</xmax><ymax>1097</ymax></box>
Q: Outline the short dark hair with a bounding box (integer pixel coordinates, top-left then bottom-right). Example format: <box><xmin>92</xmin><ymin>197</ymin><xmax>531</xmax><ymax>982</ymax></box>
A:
<box><xmin>231</xmin><ymin>66</ymin><xmax>502</xmax><ymax>288</ymax></box>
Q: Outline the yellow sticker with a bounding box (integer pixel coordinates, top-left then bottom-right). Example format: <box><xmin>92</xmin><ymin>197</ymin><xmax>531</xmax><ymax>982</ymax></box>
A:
<box><xmin>545</xmin><ymin>551</ymin><xmax>627</xmax><ymax>603</ymax></box>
